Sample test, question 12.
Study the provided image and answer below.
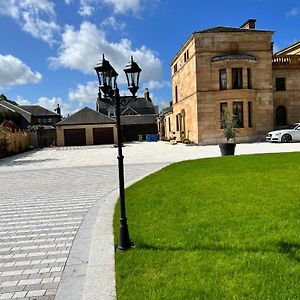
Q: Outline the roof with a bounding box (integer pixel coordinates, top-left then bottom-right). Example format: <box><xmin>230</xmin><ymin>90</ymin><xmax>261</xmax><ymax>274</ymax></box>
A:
<box><xmin>19</xmin><ymin>105</ymin><xmax>59</xmax><ymax>117</ymax></box>
<box><xmin>196</xmin><ymin>26</ymin><xmax>272</xmax><ymax>34</ymax></box>
<box><xmin>0</xmin><ymin>103</ymin><xmax>15</xmax><ymax>112</ymax></box>
<box><xmin>159</xmin><ymin>106</ymin><xmax>173</xmax><ymax>117</ymax></box>
<box><xmin>98</xmin><ymin>97</ymin><xmax>158</xmax><ymax>115</ymax></box>
<box><xmin>56</xmin><ymin>107</ymin><xmax>116</xmax><ymax>126</ymax></box>
<box><xmin>121</xmin><ymin>106</ymin><xmax>139</xmax><ymax>115</ymax></box>
<box><xmin>0</xmin><ymin>100</ymin><xmax>32</xmax><ymax>122</ymax></box>
<box><xmin>120</xmin><ymin>114</ymin><xmax>157</xmax><ymax>125</ymax></box>
<box><xmin>274</xmin><ymin>41</ymin><xmax>300</xmax><ymax>56</ymax></box>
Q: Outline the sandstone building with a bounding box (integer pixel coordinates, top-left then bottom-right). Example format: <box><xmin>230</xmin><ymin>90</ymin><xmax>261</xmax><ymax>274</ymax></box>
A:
<box><xmin>159</xmin><ymin>19</ymin><xmax>300</xmax><ymax>144</ymax></box>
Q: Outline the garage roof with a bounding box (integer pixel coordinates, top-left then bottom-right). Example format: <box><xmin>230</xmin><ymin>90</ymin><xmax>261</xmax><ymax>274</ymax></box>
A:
<box><xmin>56</xmin><ymin>107</ymin><xmax>116</xmax><ymax>125</ymax></box>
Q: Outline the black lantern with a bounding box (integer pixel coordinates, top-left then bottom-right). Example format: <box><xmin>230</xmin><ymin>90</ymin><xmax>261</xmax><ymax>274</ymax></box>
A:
<box><xmin>94</xmin><ymin>54</ymin><xmax>142</xmax><ymax>251</ymax></box>
<box><xmin>94</xmin><ymin>54</ymin><xmax>118</xmax><ymax>97</ymax></box>
<box><xmin>123</xmin><ymin>56</ymin><xmax>141</xmax><ymax>97</ymax></box>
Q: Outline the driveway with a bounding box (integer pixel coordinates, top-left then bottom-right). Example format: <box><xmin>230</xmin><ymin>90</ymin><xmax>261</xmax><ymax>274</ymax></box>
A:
<box><xmin>1</xmin><ymin>141</ymin><xmax>300</xmax><ymax>299</ymax></box>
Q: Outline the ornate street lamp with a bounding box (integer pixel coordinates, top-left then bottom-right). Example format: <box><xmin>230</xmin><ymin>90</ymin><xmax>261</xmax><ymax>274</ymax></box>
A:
<box><xmin>123</xmin><ymin>56</ymin><xmax>141</xmax><ymax>97</ymax></box>
<box><xmin>94</xmin><ymin>54</ymin><xmax>142</xmax><ymax>250</ymax></box>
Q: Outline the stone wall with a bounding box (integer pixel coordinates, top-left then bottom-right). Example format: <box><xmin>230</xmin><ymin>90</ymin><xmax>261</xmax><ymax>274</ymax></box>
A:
<box><xmin>273</xmin><ymin>68</ymin><xmax>300</xmax><ymax>126</ymax></box>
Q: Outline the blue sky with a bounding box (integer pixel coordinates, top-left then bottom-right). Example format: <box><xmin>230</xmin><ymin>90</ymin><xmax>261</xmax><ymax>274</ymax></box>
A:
<box><xmin>0</xmin><ymin>0</ymin><xmax>299</xmax><ymax>116</ymax></box>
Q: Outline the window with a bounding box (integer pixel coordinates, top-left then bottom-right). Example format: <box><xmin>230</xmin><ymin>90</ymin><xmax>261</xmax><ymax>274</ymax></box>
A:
<box><xmin>276</xmin><ymin>105</ymin><xmax>287</xmax><ymax>126</ymax></box>
<box><xmin>276</xmin><ymin>78</ymin><xmax>286</xmax><ymax>91</ymax></box>
<box><xmin>219</xmin><ymin>69</ymin><xmax>227</xmax><ymax>90</ymax></box>
<box><xmin>173</xmin><ymin>64</ymin><xmax>177</xmax><ymax>74</ymax></box>
<box><xmin>248</xmin><ymin>102</ymin><xmax>253</xmax><ymax>128</ymax></box>
<box><xmin>232</xmin><ymin>68</ymin><xmax>243</xmax><ymax>89</ymax></box>
<box><xmin>38</xmin><ymin>118</ymin><xmax>42</xmax><ymax>124</ymax></box>
<box><xmin>168</xmin><ymin>117</ymin><xmax>171</xmax><ymax>132</ymax></box>
<box><xmin>176</xmin><ymin>114</ymin><xmax>180</xmax><ymax>131</ymax></box>
<box><xmin>108</xmin><ymin>109</ymin><xmax>115</xmax><ymax>117</ymax></box>
<box><xmin>184</xmin><ymin>50</ymin><xmax>189</xmax><ymax>62</ymax></box>
<box><xmin>175</xmin><ymin>86</ymin><xmax>178</xmax><ymax>103</ymax></box>
<box><xmin>47</xmin><ymin>118</ymin><xmax>52</xmax><ymax>124</ymax></box>
<box><xmin>233</xmin><ymin>102</ymin><xmax>244</xmax><ymax>128</ymax></box>
<box><xmin>247</xmin><ymin>68</ymin><xmax>252</xmax><ymax>89</ymax></box>
<box><xmin>220</xmin><ymin>102</ymin><xmax>227</xmax><ymax>128</ymax></box>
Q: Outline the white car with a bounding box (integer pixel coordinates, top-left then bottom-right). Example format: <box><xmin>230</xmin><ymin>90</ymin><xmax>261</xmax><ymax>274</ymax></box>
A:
<box><xmin>266</xmin><ymin>123</ymin><xmax>300</xmax><ymax>142</ymax></box>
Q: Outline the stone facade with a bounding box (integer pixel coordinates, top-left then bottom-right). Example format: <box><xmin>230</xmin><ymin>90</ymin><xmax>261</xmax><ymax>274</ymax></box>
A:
<box><xmin>163</xmin><ymin>20</ymin><xmax>300</xmax><ymax>144</ymax></box>
<box><xmin>273</xmin><ymin>47</ymin><xmax>300</xmax><ymax>128</ymax></box>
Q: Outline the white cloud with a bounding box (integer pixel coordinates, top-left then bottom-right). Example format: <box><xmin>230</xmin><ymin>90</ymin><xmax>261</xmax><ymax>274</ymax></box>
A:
<box><xmin>286</xmin><ymin>7</ymin><xmax>300</xmax><ymax>17</ymax></box>
<box><xmin>15</xmin><ymin>96</ymin><xmax>31</xmax><ymax>105</ymax></box>
<box><xmin>37</xmin><ymin>96</ymin><xmax>78</xmax><ymax>116</ymax></box>
<box><xmin>101</xmin><ymin>16</ymin><xmax>126</xmax><ymax>31</ymax></box>
<box><xmin>78</xmin><ymin>4</ymin><xmax>94</xmax><ymax>16</ymax></box>
<box><xmin>15</xmin><ymin>95</ymin><xmax>77</xmax><ymax>117</ymax></box>
<box><xmin>144</xmin><ymin>80</ymin><xmax>171</xmax><ymax>91</ymax></box>
<box><xmin>36</xmin><ymin>96</ymin><xmax>74</xmax><ymax>116</ymax></box>
<box><xmin>103</xmin><ymin>0</ymin><xmax>141</xmax><ymax>15</ymax></box>
<box><xmin>0</xmin><ymin>0</ymin><xmax>60</xmax><ymax>45</ymax></box>
<box><xmin>76</xmin><ymin>0</ymin><xmax>96</xmax><ymax>16</ymax></box>
<box><xmin>68</xmin><ymin>81</ymin><xmax>98</xmax><ymax>103</ymax></box>
<box><xmin>0</xmin><ymin>54</ymin><xmax>42</xmax><ymax>87</ymax></box>
<box><xmin>49</xmin><ymin>21</ymin><xmax>162</xmax><ymax>84</ymax></box>
<box><xmin>74</xmin><ymin>0</ymin><xmax>159</xmax><ymax>17</ymax></box>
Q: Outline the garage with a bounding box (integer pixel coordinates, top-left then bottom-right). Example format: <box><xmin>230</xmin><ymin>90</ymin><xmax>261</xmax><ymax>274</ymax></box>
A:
<box><xmin>56</xmin><ymin>107</ymin><xmax>117</xmax><ymax>147</ymax></box>
<box><xmin>93</xmin><ymin>128</ymin><xmax>114</xmax><ymax>145</ymax></box>
<box><xmin>64</xmin><ymin>128</ymin><xmax>86</xmax><ymax>146</ymax></box>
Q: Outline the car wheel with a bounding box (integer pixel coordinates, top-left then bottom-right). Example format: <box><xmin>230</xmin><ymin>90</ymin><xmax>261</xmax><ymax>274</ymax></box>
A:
<box><xmin>281</xmin><ymin>134</ymin><xmax>292</xmax><ymax>143</ymax></box>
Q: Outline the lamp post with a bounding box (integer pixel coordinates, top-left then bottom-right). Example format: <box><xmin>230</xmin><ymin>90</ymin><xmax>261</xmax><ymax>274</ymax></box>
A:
<box><xmin>94</xmin><ymin>54</ymin><xmax>141</xmax><ymax>250</ymax></box>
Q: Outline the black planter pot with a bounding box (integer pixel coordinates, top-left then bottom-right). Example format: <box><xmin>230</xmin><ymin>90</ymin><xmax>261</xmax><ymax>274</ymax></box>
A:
<box><xmin>219</xmin><ymin>143</ymin><xmax>236</xmax><ymax>156</ymax></box>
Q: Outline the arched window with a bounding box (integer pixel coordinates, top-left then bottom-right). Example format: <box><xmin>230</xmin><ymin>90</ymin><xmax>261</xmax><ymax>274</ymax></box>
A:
<box><xmin>276</xmin><ymin>105</ymin><xmax>287</xmax><ymax>126</ymax></box>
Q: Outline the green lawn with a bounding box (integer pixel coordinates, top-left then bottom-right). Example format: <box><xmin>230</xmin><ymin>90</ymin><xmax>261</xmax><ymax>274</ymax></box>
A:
<box><xmin>113</xmin><ymin>153</ymin><xmax>300</xmax><ymax>300</ymax></box>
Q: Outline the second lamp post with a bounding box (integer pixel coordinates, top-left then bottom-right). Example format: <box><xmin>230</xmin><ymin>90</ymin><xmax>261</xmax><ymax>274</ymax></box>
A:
<box><xmin>94</xmin><ymin>54</ymin><xmax>141</xmax><ymax>250</ymax></box>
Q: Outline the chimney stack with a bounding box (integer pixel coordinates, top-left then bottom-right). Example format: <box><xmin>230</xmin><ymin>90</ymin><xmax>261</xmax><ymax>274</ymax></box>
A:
<box><xmin>144</xmin><ymin>88</ymin><xmax>151</xmax><ymax>102</ymax></box>
<box><xmin>240</xmin><ymin>19</ymin><xmax>256</xmax><ymax>29</ymax></box>
<box><xmin>55</xmin><ymin>104</ymin><xmax>61</xmax><ymax>115</ymax></box>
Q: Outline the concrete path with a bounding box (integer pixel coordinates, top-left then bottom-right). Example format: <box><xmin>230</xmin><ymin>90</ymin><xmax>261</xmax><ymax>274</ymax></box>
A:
<box><xmin>1</xmin><ymin>141</ymin><xmax>300</xmax><ymax>299</ymax></box>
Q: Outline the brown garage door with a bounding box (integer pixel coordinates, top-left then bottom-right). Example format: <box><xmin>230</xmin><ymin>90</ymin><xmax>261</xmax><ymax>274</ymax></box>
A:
<box><xmin>64</xmin><ymin>129</ymin><xmax>86</xmax><ymax>146</ymax></box>
<box><xmin>93</xmin><ymin>128</ymin><xmax>114</xmax><ymax>145</ymax></box>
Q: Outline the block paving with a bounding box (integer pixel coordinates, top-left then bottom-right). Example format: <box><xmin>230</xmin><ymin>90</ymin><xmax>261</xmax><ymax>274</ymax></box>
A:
<box><xmin>0</xmin><ymin>154</ymin><xmax>162</xmax><ymax>300</ymax></box>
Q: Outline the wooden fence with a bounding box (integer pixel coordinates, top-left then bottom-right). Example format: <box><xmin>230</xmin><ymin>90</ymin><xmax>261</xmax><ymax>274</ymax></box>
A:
<box><xmin>0</xmin><ymin>130</ymin><xmax>30</xmax><ymax>158</ymax></box>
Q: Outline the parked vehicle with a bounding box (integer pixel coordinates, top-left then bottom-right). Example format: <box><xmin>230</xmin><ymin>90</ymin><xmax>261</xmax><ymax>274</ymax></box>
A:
<box><xmin>266</xmin><ymin>123</ymin><xmax>300</xmax><ymax>142</ymax></box>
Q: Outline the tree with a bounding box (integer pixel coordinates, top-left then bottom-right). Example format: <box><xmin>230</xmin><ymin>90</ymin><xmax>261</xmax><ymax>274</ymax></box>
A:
<box><xmin>0</xmin><ymin>94</ymin><xmax>19</xmax><ymax>106</ymax></box>
<box><xmin>0</xmin><ymin>111</ymin><xmax>21</xmax><ymax>125</ymax></box>
<box><xmin>220</xmin><ymin>110</ymin><xmax>239</xmax><ymax>143</ymax></box>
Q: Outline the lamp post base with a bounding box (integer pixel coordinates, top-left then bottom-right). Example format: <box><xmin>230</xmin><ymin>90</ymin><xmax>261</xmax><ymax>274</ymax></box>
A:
<box><xmin>118</xmin><ymin>217</ymin><xmax>131</xmax><ymax>251</ymax></box>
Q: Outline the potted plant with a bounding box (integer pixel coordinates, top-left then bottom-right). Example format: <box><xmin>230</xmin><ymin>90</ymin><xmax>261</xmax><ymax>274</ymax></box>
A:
<box><xmin>219</xmin><ymin>110</ymin><xmax>239</xmax><ymax>156</ymax></box>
